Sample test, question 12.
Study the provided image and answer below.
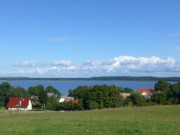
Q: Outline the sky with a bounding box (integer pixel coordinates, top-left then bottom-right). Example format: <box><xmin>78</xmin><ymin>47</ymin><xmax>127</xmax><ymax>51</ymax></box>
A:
<box><xmin>0</xmin><ymin>0</ymin><xmax>180</xmax><ymax>77</ymax></box>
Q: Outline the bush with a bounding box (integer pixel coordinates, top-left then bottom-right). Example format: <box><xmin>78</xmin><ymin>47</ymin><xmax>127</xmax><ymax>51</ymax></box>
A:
<box><xmin>129</xmin><ymin>93</ymin><xmax>145</xmax><ymax>105</ymax></box>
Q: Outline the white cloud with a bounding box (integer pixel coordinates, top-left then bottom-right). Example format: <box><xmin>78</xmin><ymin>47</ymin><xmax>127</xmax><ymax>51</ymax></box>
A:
<box><xmin>13</xmin><ymin>60</ymin><xmax>73</xmax><ymax>67</ymax></box>
<box><xmin>7</xmin><ymin>56</ymin><xmax>180</xmax><ymax>77</ymax></box>
<box><xmin>13</xmin><ymin>61</ymin><xmax>47</xmax><ymax>67</ymax></box>
<box><xmin>174</xmin><ymin>46</ymin><xmax>180</xmax><ymax>50</ymax></box>
<box><xmin>170</xmin><ymin>33</ymin><xmax>180</xmax><ymax>37</ymax></box>
<box><xmin>48</xmin><ymin>37</ymin><xmax>78</xmax><ymax>42</ymax></box>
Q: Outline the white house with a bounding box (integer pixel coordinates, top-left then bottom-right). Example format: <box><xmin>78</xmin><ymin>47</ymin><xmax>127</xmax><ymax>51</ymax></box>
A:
<box><xmin>59</xmin><ymin>95</ymin><xmax>74</xmax><ymax>103</ymax></box>
<box><xmin>7</xmin><ymin>97</ymin><xmax>32</xmax><ymax>111</ymax></box>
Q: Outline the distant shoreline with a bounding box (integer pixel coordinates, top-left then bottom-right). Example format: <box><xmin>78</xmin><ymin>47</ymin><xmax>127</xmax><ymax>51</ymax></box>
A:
<box><xmin>0</xmin><ymin>76</ymin><xmax>179</xmax><ymax>82</ymax></box>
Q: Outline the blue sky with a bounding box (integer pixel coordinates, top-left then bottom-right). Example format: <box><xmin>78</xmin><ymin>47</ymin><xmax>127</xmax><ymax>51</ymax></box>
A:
<box><xmin>0</xmin><ymin>0</ymin><xmax>180</xmax><ymax>77</ymax></box>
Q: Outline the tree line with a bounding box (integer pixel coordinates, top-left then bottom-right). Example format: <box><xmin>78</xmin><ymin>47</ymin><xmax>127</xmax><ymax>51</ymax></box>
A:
<box><xmin>67</xmin><ymin>80</ymin><xmax>180</xmax><ymax>110</ymax></box>
<box><xmin>0</xmin><ymin>83</ymin><xmax>61</xmax><ymax>110</ymax></box>
<box><xmin>0</xmin><ymin>76</ymin><xmax>180</xmax><ymax>81</ymax></box>
<box><xmin>0</xmin><ymin>80</ymin><xmax>180</xmax><ymax>111</ymax></box>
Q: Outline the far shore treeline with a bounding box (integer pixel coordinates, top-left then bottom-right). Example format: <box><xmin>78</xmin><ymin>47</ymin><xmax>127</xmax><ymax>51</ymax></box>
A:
<box><xmin>0</xmin><ymin>80</ymin><xmax>180</xmax><ymax>111</ymax></box>
<box><xmin>0</xmin><ymin>76</ymin><xmax>180</xmax><ymax>81</ymax></box>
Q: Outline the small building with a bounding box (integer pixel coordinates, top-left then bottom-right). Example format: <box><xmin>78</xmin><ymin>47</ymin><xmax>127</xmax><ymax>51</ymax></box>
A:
<box><xmin>120</xmin><ymin>92</ymin><xmax>131</xmax><ymax>100</ymax></box>
<box><xmin>31</xmin><ymin>95</ymin><xmax>39</xmax><ymax>100</ymax></box>
<box><xmin>59</xmin><ymin>95</ymin><xmax>74</xmax><ymax>103</ymax></box>
<box><xmin>59</xmin><ymin>95</ymin><xmax>78</xmax><ymax>104</ymax></box>
<box><xmin>142</xmin><ymin>95</ymin><xmax>151</xmax><ymax>100</ymax></box>
<box><xmin>138</xmin><ymin>88</ymin><xmax>156</xmax><ymax>96</ymax></box>
<box><xmin>47</xmin><ymin>93</ymin><xmax>57</xmax><ymax>98</ymax></box>
<box><xmin>7</xmin><ymin>97</ymin><xmax>32</xmax><ymax>111</ymax></box>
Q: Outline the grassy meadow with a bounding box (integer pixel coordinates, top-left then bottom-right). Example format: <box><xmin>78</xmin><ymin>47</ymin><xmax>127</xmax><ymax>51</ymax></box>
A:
<box><xmin>0</xmin><ymin>105</ymin><xmax>180</xmax><ymax>135</ymax></box>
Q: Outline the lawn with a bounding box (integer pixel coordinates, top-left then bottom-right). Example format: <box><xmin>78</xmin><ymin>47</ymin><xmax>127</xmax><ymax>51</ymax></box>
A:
<box><xmin>0</xmin><ymin>105</ymin><xmax>180</xmax><ymax>135</ymax></box>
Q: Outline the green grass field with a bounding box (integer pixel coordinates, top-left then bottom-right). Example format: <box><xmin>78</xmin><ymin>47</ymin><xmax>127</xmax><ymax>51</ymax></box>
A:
<box><xmin>0</xmin><ymin>105</ymin><xmax>180</xmax><ymax>135</ymax></box>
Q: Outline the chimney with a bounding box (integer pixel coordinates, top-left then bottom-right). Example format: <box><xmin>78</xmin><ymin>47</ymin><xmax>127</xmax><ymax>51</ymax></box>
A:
<box><xmin>19</xmin><ymin>98</ymin><xmax>22</xmax><ymax>106</ymax></box>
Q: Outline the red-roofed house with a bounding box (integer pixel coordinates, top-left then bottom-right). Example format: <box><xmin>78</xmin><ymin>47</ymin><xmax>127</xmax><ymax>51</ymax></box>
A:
<box><xmin>66</xmin><ymin>100</ymin><xmax>79</xmax><ymax>104</ymax></box>
<box><xmin>138</xmin><ymin>88</ymin><xmax>156</xmax><ymax>96</ymax></box>
<box><xmin>7</xmin><ymin>97</ymin><xmax>32</xmax><ymax>111</ymax></box>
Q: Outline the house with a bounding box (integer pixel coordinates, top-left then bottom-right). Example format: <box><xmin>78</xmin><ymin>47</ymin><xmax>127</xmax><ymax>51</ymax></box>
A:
<box><xmin>142</xmin><ymin>95</ymin><xmax>151</xmax><ymax>100</ymax></box>
<box><xmin>120</xmin><ymin>92</ymin><xmax>131</xmax><ymax>100</ymax></box>
<box><xmin>59</xmin><ymin>95</ymin><xmax>74</xmax><ymax>103</ymax></box>
<box><xmin>138</xmin><ymin>88</ymin><xmax>156</xmax><ymax>96</ymax></box>
<box><xmin>31</xmin><ymin>95</ymin><xmax>39</xmax><ymax>100</ymax></box>
<box><xmin>59</xmin><ymin>95</ymin><xmax>78</xmax><ymax>104</ymax></box>
<box><xmin>7</xmin><ymin>97</ymin><xmax>32</xmax><ymax>111</ymax></box>
<box><xmin>47</xmin><ymin>93</ymin><xmax>57</xmax><ymax>98</ymax></box>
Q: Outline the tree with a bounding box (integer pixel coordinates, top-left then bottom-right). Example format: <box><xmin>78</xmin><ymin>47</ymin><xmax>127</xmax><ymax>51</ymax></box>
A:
<box><xmin>171</xmin><ymin>82</ymin><xmax>180</xmax><ymax>103</ymax></box>
<box><xmin>77</xmin><ymin>85</ymin><xmax>124</xmax><ymax>110</ymax></box>
<box><xmin>129</xmin><ymin>92</ymin><xmax>144</xmax><ymax>105</ymax></box>
<box><xmin>87</xmin><ymin>101</ymin><xmax>99</xmax><ymax>109</ymax></box>
<box><xmin>5</xmin><ymin>87</ymin><xmax>27</xmax><ymax>106</ymax></box>
<box><xmin>109</xmin><ymin>85</ymin><xmax>123</xmax><ymax>93</ymax></box>
<box><xmin>35</xmin><ymin>85</ymin><xmax>44</xmax><ymax>94</ymax></box>
<box><xmin>38</xmin><ymin>89</ymin><xmax>48</xmax><ymax>106</ymax></box>
<box><xmin>46</xmin><ymin>96</ymin><xmax>60</xmax><ymax>110</ymax></box>
<box><xmin>151</xmin><ymin>92</ymin><xmax>168</xmax><ymax>104</ymax></box>
<box><xmin>73</xmin><ymin>86</ymin><xmax>89</xmax><ymax>99</ymax></box>
<box><xmin>0</xmin><ymin>82</ymin><xmax>11</xmax><ymax>107</ymax></box>
<box><xmin>123</xmin><ymin>87</ymin><xmax>134</xmax><ymax>93</ymax></box>
<box><xmin>155</xmin><ymin>80</ymin><xmax>171</xmax><ymax>92</ymax></box>
<box><xmin>28</xmin><ymin>87</ymin><xmax>39</xmax><ymax>96</ymax></box>
<box><xmin>45</xmin><ymin>86</ymin><xmax>61</xmax><ymax>96</ymax></box>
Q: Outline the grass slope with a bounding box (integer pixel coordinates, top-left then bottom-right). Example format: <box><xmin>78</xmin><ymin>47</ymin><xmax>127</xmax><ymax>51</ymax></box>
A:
<box><xmin>0</xmin><ymin>105</ymin><xmax>180</xmax><ymax>135</ymax></box>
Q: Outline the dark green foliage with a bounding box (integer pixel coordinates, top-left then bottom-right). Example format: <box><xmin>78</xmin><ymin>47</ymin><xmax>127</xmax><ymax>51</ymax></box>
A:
<box><xmin>46</xmin><ymin>96</ymin><xmax>60</xmax><ymax>110</ymax></box>
<box><xmin>72</xmin><ymin>86</ymin><xmax>89</xmax><ymax>99</ymax></box>
<box><xmin>28</xmin><ymin>85</ymin><xmax>49</xmax><ymax>105</ymax></box>
<box><xmin>171</xmin><ymin>82</ymin><xmax>180</xmax><ymax>103</ymax></box>
<box><xmin>0</xmin><ymin>82</ymin><xmax>11</xmax><ymax>107</ymax></box>
<box><xmin>0</xmin><ymin>82</ymin><xmax>10</xmax><ymax>93</ymax></box>
<box><xmin>35</xmin><ymin>85</ymin><xmax>44</xmax><ymax>93</ymax></box>
<box><xmin>6</xmin><ymin>87</ymin><xmax>28</xmax><ymax>106</ymax></box>
<box><xmin>71</xmin><ymin>85</ymin><xmax>123</xmax><ymax>110</ymax></box>
<box><xmin>59</xmin><ymin>101</ymin><xmax>80</xmax><ymax>111</ymax></box>
<box><xmin>28</xmin><ymin>87</ymin><xmax>39</xmax><ymax>96</ymax></box>
<box><xmin>38</xmin><ymin>89</ymin><xmax>48</xmax><ymax>105</ymax></box>
<box><xmin>87</xmin><ymin>101</ymin><xmax>99</xmax><ymax>109</ymax></box>
<box><xmin>129</xmin><ymin>92</ymin><xmax>145</xmax><ymax>105</ymax></box>
<box><xmin>45</xmin><ymin>86</ymin><xmax>61</xmax><ymax>96</ymax></box>
<box><xmin>155</xmin><ymin>80</ymin><xmax>171</xmax><ymax>92</ymax></box>
<box><xmin>151</xmin><ymin>92</ymin><xmax>169</xmax><ymax>104</ymax></box>
<box><xmin>76</xmin><ymin>99</ymin><xmax>83</xmax><ymax>110</ymax></box>
<box><xmin>109</xmin><ymin>85</ymin><xmax>123</xmax><ymax>92</ymax></box>
<box><xmin>0</xmin><ymin>82</ymin><xmax>29</xmax><ymax>107</ymax></box>
<box><xmin>123</xmin><ymin>97</ymin><xmax>133</xmax><ymax>106</ymax></box>
<box><xmin>6</xmin><ymin>87</ymin><xmax>27</xmax><ymax>98</ymax></box>
<box><xmin>123</xmin><ymin>87</ymin><xmax>134</xmax><ymax>93</ymax></box>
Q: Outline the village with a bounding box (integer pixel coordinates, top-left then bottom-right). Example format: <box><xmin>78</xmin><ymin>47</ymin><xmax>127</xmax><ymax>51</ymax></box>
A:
<box><xmin>0</xmin><ymin>80</ymin><xmax>179</xmax><ymax>111</ymax></box>
<box><xmin>7</xmin><ymin>88</ymin><xmax>157</xmax><ymax>111</ymax></box>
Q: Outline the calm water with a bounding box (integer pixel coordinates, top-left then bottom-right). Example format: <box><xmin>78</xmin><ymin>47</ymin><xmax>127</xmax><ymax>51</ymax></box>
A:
<box><xmin>0</xmin><ymin>80</ymin><xmax>176</xmax><ymax>94</ymax></box>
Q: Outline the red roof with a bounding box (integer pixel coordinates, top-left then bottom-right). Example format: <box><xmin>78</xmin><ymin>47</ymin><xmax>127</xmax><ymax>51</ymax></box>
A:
<box><xmin>7</xmin><ymin>97</ymin><xmax>31</xmax><ymax>108</ymax></box>
<box><xmin>66</xmin><ymin>100</ymin><xmax>79</xmax><ymax>104</ymax></box>
<box><xmin>138</xmin><ymin>88</ymin><xmax>156</xmax><ymax>96</ymax></box>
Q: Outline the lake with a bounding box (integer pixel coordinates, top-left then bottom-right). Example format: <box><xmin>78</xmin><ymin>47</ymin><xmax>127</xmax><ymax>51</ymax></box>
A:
<box><xmin>0</xmin><ymin>80</ymin><xmax>177</xmax><ymax>94</ymax></box>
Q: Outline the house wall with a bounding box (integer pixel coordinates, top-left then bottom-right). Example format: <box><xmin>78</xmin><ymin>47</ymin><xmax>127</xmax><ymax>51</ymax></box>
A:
<box><xmin>120</xmin><ymin>93</ymin><xmax>131</xmax><ymax>100</ymax></box>
<box><xmin>27</xmin><ymin>100</ymin><xmax>32</xmax><ymax>110</ymax></box>
<box><xmin>8</xmin><ymin>108</ymin><xmax>28</xmax><ymax>111</ymax></box>
<box><xmin>59</xmin><ymin>98</ymin><xmax>65</xmax><ymax>103</ymax></box>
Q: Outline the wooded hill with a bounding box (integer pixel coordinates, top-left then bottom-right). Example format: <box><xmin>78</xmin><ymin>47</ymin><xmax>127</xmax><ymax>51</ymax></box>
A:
<box><xmin>0</xmin><ymin>76</ymin><xmax>180</xmax><ymax>81</ymax></box>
